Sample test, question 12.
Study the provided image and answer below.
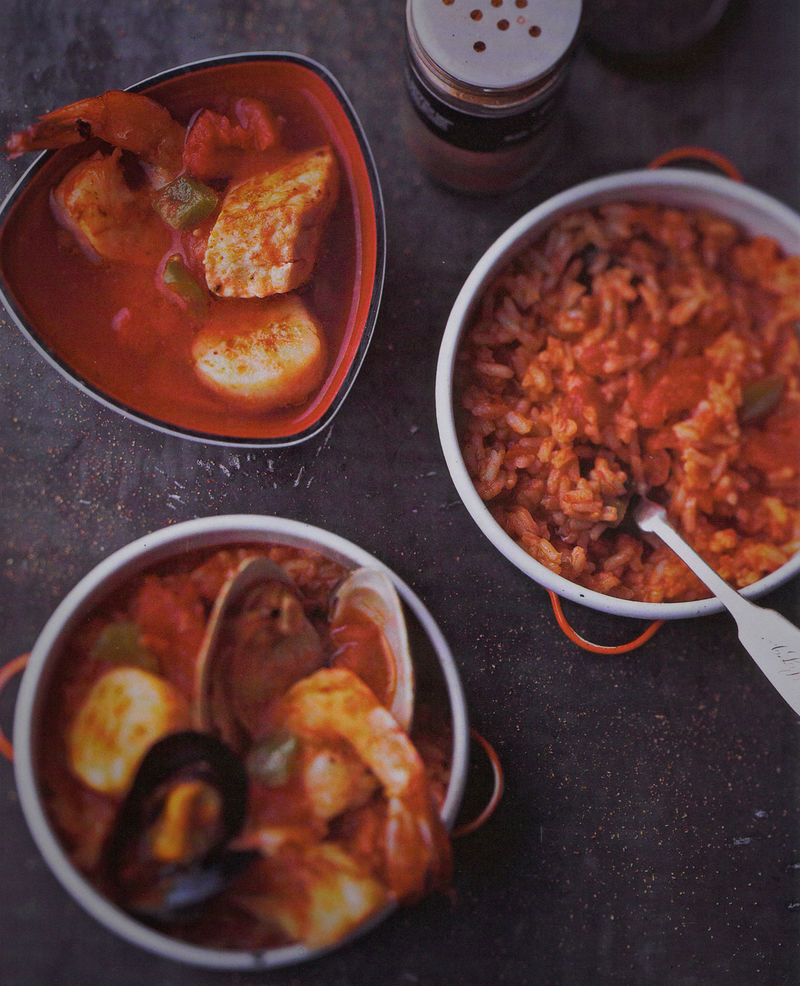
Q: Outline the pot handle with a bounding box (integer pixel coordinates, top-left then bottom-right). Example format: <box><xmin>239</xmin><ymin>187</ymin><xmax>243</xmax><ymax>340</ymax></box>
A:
<box><xmin>451</xmin><ymin>728</ymin><xmax>504</xmax><ymax>838</ymax></box>
<box><xmin>548</xmin><ymin>591</ymin><xmax>664</xmax><ymax>655</ymax></box>
<box><xmin>647</xmin><ymin>146</ymin><xmax>743</xmax><ymax>182</ymax></box>
<box><xmin>0</xmin><ymin>653</ymin><xmax>28</xmax><ymax>762</ymax></box>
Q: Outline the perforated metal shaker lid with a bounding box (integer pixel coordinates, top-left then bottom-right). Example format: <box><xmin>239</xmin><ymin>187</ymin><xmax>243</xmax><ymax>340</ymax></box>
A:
<box><xmin>407</xmin><ymin>0</ymin><xmax>583</xmax><ymax>96</ymax></box>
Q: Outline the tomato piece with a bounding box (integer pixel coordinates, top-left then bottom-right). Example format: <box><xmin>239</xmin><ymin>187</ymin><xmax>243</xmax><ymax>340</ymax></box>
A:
<box><xmin>563</xmin><ymin>374</ymin><xmax>611</xmax><ymax>432</ymax></box>
<box><xmin>182</xmin><ymin>97</ymin><xmax>279</xmax><ymax>180</ymax></box>
<box><xmin>742</xmin><ymin>409</ymin><xmax>800</xmax><ymax>472</ymax></box>
<box><xmin>129</xmin><ymin>576</ymin><xmax>207</xmax><ymax>698</ymax></box>
<box><xmin>638</xmin><ymin>356</ymin><xmax>711</xmax><ymax>428</ymax></box>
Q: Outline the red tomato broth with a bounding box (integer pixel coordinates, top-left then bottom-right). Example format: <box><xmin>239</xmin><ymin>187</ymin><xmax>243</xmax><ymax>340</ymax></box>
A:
<box><xmin>0</xmin><ymin>58</ymin><xmax>379</xmax><ymax>440</ymax></box>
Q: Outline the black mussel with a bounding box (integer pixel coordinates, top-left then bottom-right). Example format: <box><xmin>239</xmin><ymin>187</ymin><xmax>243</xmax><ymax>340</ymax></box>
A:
<box><xmin>103</xmin><ymin>730</ymin><xmax>258</xmax><ymax>922</ymax></box>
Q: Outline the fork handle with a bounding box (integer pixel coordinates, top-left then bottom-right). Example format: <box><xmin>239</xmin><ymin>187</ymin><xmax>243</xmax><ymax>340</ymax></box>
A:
<box><xmin>635</xmin><ymin>498</ymin><xmax>800</xmax><ymax>715</ymax></box>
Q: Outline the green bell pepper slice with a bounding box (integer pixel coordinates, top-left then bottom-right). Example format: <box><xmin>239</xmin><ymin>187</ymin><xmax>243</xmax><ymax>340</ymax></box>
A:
<box><xmin>163</xmin><ymin>255</ymin><xmax>207</xmax><ymax>317</ymax></box>
<box><xmin>154</xmin><ymin>175</ymin><xmax>218</xmax><ymax>230</ymax></box>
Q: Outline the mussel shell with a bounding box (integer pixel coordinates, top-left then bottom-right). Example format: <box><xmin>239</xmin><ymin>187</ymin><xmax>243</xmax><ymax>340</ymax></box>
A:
<box><xmin>104</xmin><ymin>730</ymin><xmax>256</xmax><ymax>921</ymax></box>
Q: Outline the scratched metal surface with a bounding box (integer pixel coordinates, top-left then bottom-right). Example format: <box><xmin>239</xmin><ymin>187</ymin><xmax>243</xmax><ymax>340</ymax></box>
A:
<box><xmin>1</xmin><ymin>1</ymin><xmax>800</xmax><ymax>984</ymax></box>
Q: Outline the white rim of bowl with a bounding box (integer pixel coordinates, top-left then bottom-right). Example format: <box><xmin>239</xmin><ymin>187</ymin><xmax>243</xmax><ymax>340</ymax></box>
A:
<box><xmin>13</xmin><ymin>515</ymin><xmax>469</xmax><ymax>970</ymax></box>
<box><xmin>436</xmin><ymin>168</ymin><xmax>800</xmax><ymax>621</ymax></box>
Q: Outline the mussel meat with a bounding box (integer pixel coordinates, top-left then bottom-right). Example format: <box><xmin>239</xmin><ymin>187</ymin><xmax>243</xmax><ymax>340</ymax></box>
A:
<box><xmin>329</xmin><ymin>567</ymin><xmax>415</xmax><ymax>732</ymax></box>
<box><xmin>103</xmin><ymin>730</ymin><xmax>257</xmax><ymax>921</ymax></box>
<box><xmin>194</xmin><ymin>557</ymin><xmax>325</xmax><ymax>751</ymax></box>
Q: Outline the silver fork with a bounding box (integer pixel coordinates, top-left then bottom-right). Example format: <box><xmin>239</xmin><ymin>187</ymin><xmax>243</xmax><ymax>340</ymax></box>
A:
<box><xmin>634</xmin><ymin>495</ymin><xmax>800</xmax><ymax>716</ymax></box>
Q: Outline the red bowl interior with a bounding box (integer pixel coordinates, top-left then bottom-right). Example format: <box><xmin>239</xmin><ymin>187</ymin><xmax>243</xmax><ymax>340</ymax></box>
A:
<box><xmin>0</xmin><ymin>54</ymin><xmax>384</xmax><ymax>445</ymax></box>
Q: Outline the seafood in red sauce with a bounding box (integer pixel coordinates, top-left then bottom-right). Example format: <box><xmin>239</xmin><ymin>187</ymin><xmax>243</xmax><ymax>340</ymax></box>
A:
<box><xmin>1</xmin><ymin>60</ymin><xmax>380</xmax><ymax>441</ymax></box>
<box><xmin>38</xmin><ymin>545</ymin><xmax>452</xmax><ymax>951</ymax></box>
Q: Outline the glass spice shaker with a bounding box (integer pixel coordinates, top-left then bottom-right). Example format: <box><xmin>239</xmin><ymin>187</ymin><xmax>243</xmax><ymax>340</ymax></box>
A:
<box><xmin>404</xmin><ymin>0</ymin><xmax>583</xmax><ymax>195</ymax></box>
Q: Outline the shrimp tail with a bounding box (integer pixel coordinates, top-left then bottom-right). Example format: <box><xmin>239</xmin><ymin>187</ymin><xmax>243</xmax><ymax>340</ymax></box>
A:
<box><xmin>6</xmin><ymin>97</ymin><xmax>105</xmax><ymax>157</ymax></box>
<box><xmin>385</xmin><ymin>793</ymin><xmax>453</xmax><ymax>901</ymax></box>
<box><xmin>5</xmin><ymin>127</ymin><xmax>36</xmax><ymax>158</ymax></box>
<box><xmin>4</xmin><ymin>91</ymin><xmax>185</xmax><ymax>182</ymax></box>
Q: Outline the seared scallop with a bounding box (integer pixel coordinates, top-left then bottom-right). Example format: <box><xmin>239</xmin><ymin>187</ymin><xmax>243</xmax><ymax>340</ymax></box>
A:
<box><xmin>192</xmin><ymin>293</ymin><xmax>326</xmax><ymax>410</ymax></box>
<box><xmin>204</xmin><ymin>146</ymin><xmax>339</xmax><ymax>298</ymax></box>
<box><xmin>67</xmin><ymin>667</ymin><xmax>191</xmax><ymax>797</ymax></box>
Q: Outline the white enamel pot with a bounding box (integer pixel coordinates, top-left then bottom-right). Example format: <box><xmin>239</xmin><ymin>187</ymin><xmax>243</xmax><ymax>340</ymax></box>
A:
<box><xmin>436</xmin><ymin>167</ymin><xmax>800</xmax><ymax>621</ymax></box>
<box><xmin>8</xmin><ymin>515</ymin><xmax>469</xmax><ymax>969</ymax></box>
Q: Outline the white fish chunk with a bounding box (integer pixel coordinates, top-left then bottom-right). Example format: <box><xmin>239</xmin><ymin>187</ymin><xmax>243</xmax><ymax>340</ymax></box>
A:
<box><xmin>52</xmin><ymin>149</ymin><xmax>167</xmax><ymax>264</ymax></box>
<box><xmin>233</xmin><ymin>843</ymin><xmax>387</xmax><ymax>948</ymax></box>
<box><xmin>204</xmin><ymin>146</ymin><xmax>339</xmax><ymax>298</ymax></box>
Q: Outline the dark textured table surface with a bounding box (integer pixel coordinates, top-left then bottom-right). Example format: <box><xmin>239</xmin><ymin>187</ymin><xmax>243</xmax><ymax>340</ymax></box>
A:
<box><xmin>1</xmin><ymin>1</ymin><xmax>800</xmax><ymax>984</ymax></box>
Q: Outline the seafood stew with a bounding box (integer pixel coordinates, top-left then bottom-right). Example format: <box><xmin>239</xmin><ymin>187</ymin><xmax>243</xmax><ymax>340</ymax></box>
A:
<box><xmin>34</xmin><ymin>541</ymin><xmax>454</xmax><ymax>954</ymax></box>
<box><xmin>0</xmin><ymin>56</ymin><xmax>383</xmax><ymax>444</ymax></box>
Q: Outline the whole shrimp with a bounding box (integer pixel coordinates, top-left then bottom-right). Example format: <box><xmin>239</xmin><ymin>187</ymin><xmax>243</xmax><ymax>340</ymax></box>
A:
<box><xmin>230</xmin><ymin>667</ymin><xmax>451</xmax><ymax>947</ymax></box>
<box><xmin>272</xmin><ymin>667</ymin><xmax>452</xmax><ymax>901</ymax></box>
<box><xmin>5</xmin><ymin>89</ymin><xmax>185</xmax><ymax>186</ymax></box>
<box><xmin>5</xmin><ymin>90</ymin><xmax>187</xmax><ymax>264</ymax></box>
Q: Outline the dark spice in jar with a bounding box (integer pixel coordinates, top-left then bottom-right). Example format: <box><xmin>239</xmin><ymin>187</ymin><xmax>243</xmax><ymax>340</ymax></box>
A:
<box><xmin>403</xmin><ymin>0</ymin><xmax>583</xmax><ymax>194</ymax></box>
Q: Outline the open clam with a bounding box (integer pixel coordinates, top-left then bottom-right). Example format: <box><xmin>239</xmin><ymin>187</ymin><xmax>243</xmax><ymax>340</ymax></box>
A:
<box><xmin>329</xmin><ymin>567</ymin><xmax>415</xmax><ymax>732</ymax></box>
<box><xmin>194</xmin><ymin>557</ymin><xmax>325</xmax><ymax>752</ymax></box>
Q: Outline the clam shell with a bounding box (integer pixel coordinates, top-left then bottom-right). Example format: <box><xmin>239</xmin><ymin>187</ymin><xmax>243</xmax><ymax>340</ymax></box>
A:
<box><xmin>194</xmin><ymin>556</ymin><xmax>323</xmax><ymax>748</ymax></box>
<box><xmin>329</xmin><ymin>567</ymin><xmax>415</xmax><ymax>732</ymax></box>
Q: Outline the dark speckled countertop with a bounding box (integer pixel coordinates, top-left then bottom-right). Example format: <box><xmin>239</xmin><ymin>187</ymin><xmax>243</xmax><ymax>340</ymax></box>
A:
<box><xmin>1</xmin><ymin>1</ymin><xmax>800</xmax><ymax>984</ymax></box>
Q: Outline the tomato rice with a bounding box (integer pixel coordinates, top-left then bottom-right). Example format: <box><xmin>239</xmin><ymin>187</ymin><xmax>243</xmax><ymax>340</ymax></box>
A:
<box><xmin>455</xmin><ymin>203</ymin><xmax>800</xmax><ymax>602</ymax></box>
